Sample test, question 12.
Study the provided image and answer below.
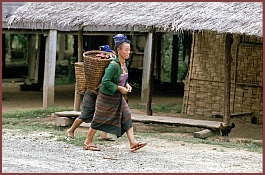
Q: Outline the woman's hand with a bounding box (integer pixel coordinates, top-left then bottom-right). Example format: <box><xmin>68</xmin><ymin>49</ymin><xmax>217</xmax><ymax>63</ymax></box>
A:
<box><xmin>117</xmin><ymin>86</ymin><xmax>128</xmax><ymax>94</ymax></box>
<box><xmin>126</xmin><ymin>83</ymin><xmax>132</xmax><ymax>92</ymax></box>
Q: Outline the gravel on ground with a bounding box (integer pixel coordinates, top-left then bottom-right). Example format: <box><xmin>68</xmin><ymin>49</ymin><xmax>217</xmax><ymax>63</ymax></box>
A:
<box><xmin>2</xmin><ymin>129</ymin><xmax>262</xmax><ymax>173</ymax></box>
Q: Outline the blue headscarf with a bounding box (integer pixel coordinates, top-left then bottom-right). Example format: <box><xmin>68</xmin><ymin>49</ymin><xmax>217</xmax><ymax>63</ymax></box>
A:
<box><xmin>99</xmin><ymin>45</ymin><xmax>114</xmax><ymax>53</ymax></box>
<box><xmin>113</xmin><ymin>34</ymin><xmax>130</xmax><ymax>47</ymax></box>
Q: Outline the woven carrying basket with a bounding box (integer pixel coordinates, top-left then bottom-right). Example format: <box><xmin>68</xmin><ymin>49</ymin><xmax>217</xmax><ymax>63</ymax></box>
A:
<box><xmin>74</xmin><ymin>62</ymin><xmax>87</xmax><ymax>95</ymax></box>
<box><xmin>83</xmin><ymin>50</ymin><xmax>115</xmax><ymax>94</ymax></box>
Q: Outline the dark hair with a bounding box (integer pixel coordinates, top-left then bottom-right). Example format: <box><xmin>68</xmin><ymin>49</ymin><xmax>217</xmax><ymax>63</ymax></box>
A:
<box><xmin>114</xmin><ymin>41</ymin><xmax>130</xmax><ymax>54</ymax></box>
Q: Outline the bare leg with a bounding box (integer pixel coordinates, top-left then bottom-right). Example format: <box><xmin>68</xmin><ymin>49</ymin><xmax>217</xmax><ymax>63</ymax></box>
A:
<box><xmin>83</xmin><ymin>128</ymin><xmax>101</xmax><ymax>151</ymax></box>
<box><xmin>66</xmin><ymin>118</ymin><xmax>83</xmax><ymax>139</ymax></box>
<box><xmin>99</xmin><ymin>131</ymin><xmax>115</xmax><ymax>141</ymax></box>
<box><xmin>126</xmin><ymin>127</ymin><xmax>147</xmax><ymax>151</ymax></box>
<box><xmin>67</xmin><ymin>118</ymin><xmax>112</xmax><ymax>141</ymax></box>
<box><xmin>126</xmin><ymin>127</ymin><xmax>137</xmax><ymax>147</ymax></box>
<box><xmin>84</xmin><ymin>127</ymin><xmax>98</xmax><ymax>147</ymax></box>
<box><xmin>99</xmin><ymin>131</ymin><xmax>109</xmax><ymax>138</ymax></box>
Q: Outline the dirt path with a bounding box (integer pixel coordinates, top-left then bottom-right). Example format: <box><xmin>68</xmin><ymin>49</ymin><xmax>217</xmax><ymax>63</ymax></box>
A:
<box><xmin>2</xmin><ymin>128</ymin><xmax>263</xmax><ymax>173</ymax></box>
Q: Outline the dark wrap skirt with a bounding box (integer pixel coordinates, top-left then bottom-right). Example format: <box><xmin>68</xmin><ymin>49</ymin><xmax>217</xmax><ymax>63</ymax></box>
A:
<box><xmin>90</xmin><ymin>90</ymin><xmax>132</xmax><ymax>137</ymax></box>
<box><xmin>77</xmin><ymin>91</ymin><xmax>97</xmax><ymax>123</ymax></box>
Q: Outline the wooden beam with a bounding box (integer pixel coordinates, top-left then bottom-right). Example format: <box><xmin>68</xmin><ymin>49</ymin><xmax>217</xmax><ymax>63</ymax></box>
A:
<box><xmin>194</xmin><ymin>129</ymin><xmax>218</xmax><ymax>139</ymax></box>
<box><xmin>141</xmin><ymin>31</ymin><xmax>155</xmax><ymax>116</ymax></box>
<box><xmin>2</xmin><ymin>29</ymin><xmax>48</xmax><ymax>35</ymax></box>
<box><xmin>183</xmin><ymin>31</ymin><xmax>196</xmax><ymax>114</ymax></box>
<box><xmin>73</xmin><ymin>28</ymin><xmax>83</xmax><ymax>111</ymax></box>
<box><xmin>43</xmin><ymin>30</ymin><xmax>57</xmax><ymax>108</ymax></box>
<box><xmin>34</xmin><ymin>34</ymin><xmax>41</xmax><ymax>83</ymax></box>
<box><xmin>160</xmin><ymin>34</ymin><xmax>165</xmax><ymax>76</ymax></box>
<box><xmin>73</xmin><ymin>35</ymin><xmax>78</xmax><ymax>58</ymax></box>
<box><xmin>2</xmin><ymin>34</ymin><xmax>6</xmax><ymax>78</ymax></box>
<box><xmin>58</xmin><ymin>34</ymin><xmax>65</xmax><ymax>61</ymax></box>
<box><xmin>107</xmin><ymin>35</ymin><xmax>114</xmax><ymax>50</ymax></box>
<box><xmin>224</xmin><ymin>34</ymin><xmax>233</xmax><ymax>125</ymax></box>
<box><xmin>141</xmin><ymin>32</ymin><xmax>153</xmax><ymax>103</ymax></box>
<box><xmin>155</xmin><ymin>34</ymin><xmax>162</xmax><ymax>83</ymax></box>
<box><xmin>65</xmin><ymin>35</ymin><xmax>69</xmax><ymax>50</ymax></box>
<box><xmin>26</xmin><ymin>34</ymin><xmax>36</xmax><ymax>84</ymax></box>
<box><xmin>38</xmin><ymin>34</ymin><xmax>45</xmax><ymax>84</ymax></box>
<box><xmin>171</xmin><ymin>35</ymin><xmax>179</xmax><ymax>84</ymax></box>
<box><xmin>147</xmin><ymin>31</ymin><xmax>156</xmax><ymax>116</ymax></box>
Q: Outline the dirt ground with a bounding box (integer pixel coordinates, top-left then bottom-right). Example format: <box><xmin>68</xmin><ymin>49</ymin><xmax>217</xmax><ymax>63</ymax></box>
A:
<box><xmin>2</xmin><ymin>80</ymin><xmax>263</xmax><ymax>142</ymax></box>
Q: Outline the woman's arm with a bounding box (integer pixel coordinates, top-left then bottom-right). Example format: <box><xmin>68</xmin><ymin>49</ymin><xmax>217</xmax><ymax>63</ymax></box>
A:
<box><xmin>101</xmin><ymin>62</ymin><xmax>119</xmax><ymax>94</ymax></box>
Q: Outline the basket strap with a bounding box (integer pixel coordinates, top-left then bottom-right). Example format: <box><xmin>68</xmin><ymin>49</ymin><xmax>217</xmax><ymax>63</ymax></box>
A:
<box><xmin>97</xmin><ymin>60</ymin><xmax>119</xmax><ymax>89</ymax></box>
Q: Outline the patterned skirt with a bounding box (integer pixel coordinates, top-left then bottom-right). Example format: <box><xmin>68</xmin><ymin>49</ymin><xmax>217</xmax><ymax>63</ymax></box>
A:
<box><xmin>78</xmin><ymin>91</ymin><xmax>97</xmax><ymax>123</ymax></box>
<box><xmin>90</xmin><ymin>90</ymin><xmax>132</xmax><ymax>137</ymax></box>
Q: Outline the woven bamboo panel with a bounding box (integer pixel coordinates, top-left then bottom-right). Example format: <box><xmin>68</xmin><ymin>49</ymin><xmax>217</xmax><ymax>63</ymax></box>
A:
<box><xmin>182</xmin><ymin>31</ymin><xmax>263</xmax><ymax>120</ymax></box>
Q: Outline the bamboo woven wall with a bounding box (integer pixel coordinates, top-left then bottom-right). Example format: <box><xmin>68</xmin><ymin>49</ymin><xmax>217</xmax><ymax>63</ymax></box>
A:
<box><xmin>182</xmin><ymin>31</ymin><xmax>263</xmax><ymax>122</ymax></box>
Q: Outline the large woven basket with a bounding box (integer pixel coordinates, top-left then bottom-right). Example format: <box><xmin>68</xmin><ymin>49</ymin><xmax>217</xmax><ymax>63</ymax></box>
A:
<box><xmin>74</xmin><ymin>62</ymin><xmax>87</xmax><ymax>95</ymax></box>
<box><xmin>83</xmin><ymin>50</ymin><xmax>115</xmax><ymax>94</ymax></box>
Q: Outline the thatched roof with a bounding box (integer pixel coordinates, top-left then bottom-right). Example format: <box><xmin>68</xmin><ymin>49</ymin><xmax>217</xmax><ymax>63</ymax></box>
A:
<box><xmin>2</xmin><ymin>2</ymin><xmax>26</xmax><ymax>28</ymax></box>
<box><xmin>7</xmin><ymin>2</ymin><xmax>263</xmax><ymax>37</ymax></box>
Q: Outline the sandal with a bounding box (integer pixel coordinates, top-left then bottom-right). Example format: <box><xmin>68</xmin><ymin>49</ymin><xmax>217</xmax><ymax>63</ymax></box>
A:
<box><xmin>130</xmin><ymin>142</ymin><xmax>147</xmax><ymax>152</ymax></box>
<box><xmin>83</xmin><ymin>145</ymin><xmax>101</xmax><ymax>151</ymax></box>
<box><xmin>98</xmin><ymin>137</ymin><xmax>115</xmax><ymax>141</ymax></box>
<box><xmin>65</xmin><ymin>136</ymin><xmax>75</xmax><ymax>141</ymax></box>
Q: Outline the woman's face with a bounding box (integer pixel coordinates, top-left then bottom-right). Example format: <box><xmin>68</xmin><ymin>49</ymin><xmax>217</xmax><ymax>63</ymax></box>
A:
<box><xmin>118</xmin><ymin>42</ymin><xmax>131</xmax><ymax>60</ymax></box>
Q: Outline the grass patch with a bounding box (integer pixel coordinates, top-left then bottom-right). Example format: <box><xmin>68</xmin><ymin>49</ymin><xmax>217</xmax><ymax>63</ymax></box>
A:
<box><xmin>2</xmin><ymin>107</ymin><xmax>72</xmax><ymax>127</ymax></box>
<box><xmin>130</xmin><ymin>102</ymin><xmax>182</xmax><ymax>113</ymax></box>
<box><xmin>2</xmin><ymin>107</ymin><xmax>71</xmax><ymax>119</ymax></box>
<box><xmin>137</xmin><ymin>132</ymin><xmax>263</xmax><ymax>154</ymax></box>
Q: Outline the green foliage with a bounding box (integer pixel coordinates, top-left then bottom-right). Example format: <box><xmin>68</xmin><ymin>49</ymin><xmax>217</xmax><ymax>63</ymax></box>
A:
<box><xmin>153</xmin><ymin>102</ymin><xmax>182</xmax><ymax>113</ymax></box>
<box><xmin>161</xmin><ymin>34</ymin><xmax>189</xmax><ymax>82</ymax></box>
<box><xmin>55</xmin><ymin>57</ymin><xmax>77</xmax><ymax>85</ymax></box>
<box><xmin>130</xmin><ymin>102</ymin><xmax>182</xmax><ymax>113</ymax></box>
<box><xmin>178</xmin><ymin>45</ymin><xmax>189</xmax><ymax>81</ymax></box>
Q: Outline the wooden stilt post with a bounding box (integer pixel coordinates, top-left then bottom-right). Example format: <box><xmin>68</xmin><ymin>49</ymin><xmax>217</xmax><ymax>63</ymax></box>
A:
<box><xmin>156</xmin><ymin>34</ymin><xmax>162</xmax><ymax>84</ymax></box>
<box><xmin>38</xmin><ymin>34</ymin><xmax>45</xmax><ymax>84</ymax></box>
<box><xmin>34</xmin><ymin>34</ymin><xmax>41</xmax><ymax>83</ymax></box>
<box><xmin>43</xmin><ymin>30</ymin><xmax>57</xmax><ymax>108</ymax></box>
<box><xmin>160</xmin><ymin>34</ymin><xmax>165</xmax><ymax>76</ymax></box>
<box><xmin>141</xmin><ymin>32</ymin><xmax>153</xmax><ymax>103</ymax></box>
<box><xmin>26</xmin><ymin>34</ymin><xmax>36</xmax><ymax>84</ymax></box>
<box><xmin>141</xmin><ymin>30</ymin><xmax>155</xmax><ymax>116</ymax></box>
<box><xmin>183</xmin><ymin>31</ymin><xmax>195</xmax><ymax>114</ymax></box>
<box><xmin>146</xmin><ymin>30</ymin><xmax>156</xmax><ymax>116</ymax></box>
<box><xmin>2</xmin><ymin>34</ymin><xmax>6</xmax><ymax>78</ymax></box>
<box><xmin>65</xmin><ymin>35</ymin><xmax>68</xmax><ymax>50</ymax></box>
<box><xmin>58</xmin><ymin>34</ymin><xmax>65</xmax><ymax>61</ymax></box>
<box><xmin>224</xmin><ymin>34</ymin><xmax>233</xmax><ymax>125</ymax></box>
<box><xmin>171</xmin><ymin>35</ymin><xmax>179</xmax><ymax>84</ymax></box>
<box><xmin>73</xmin><ymin>27</ymin><xmax>83</xmax><ymax>111</ymax></box>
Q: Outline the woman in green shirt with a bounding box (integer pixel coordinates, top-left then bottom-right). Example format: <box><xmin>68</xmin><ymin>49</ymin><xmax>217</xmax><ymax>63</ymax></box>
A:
<box><xmin>83</xmin><ymin>34</ymin><xmax>147</xmax><ymax>152</ymax></box>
